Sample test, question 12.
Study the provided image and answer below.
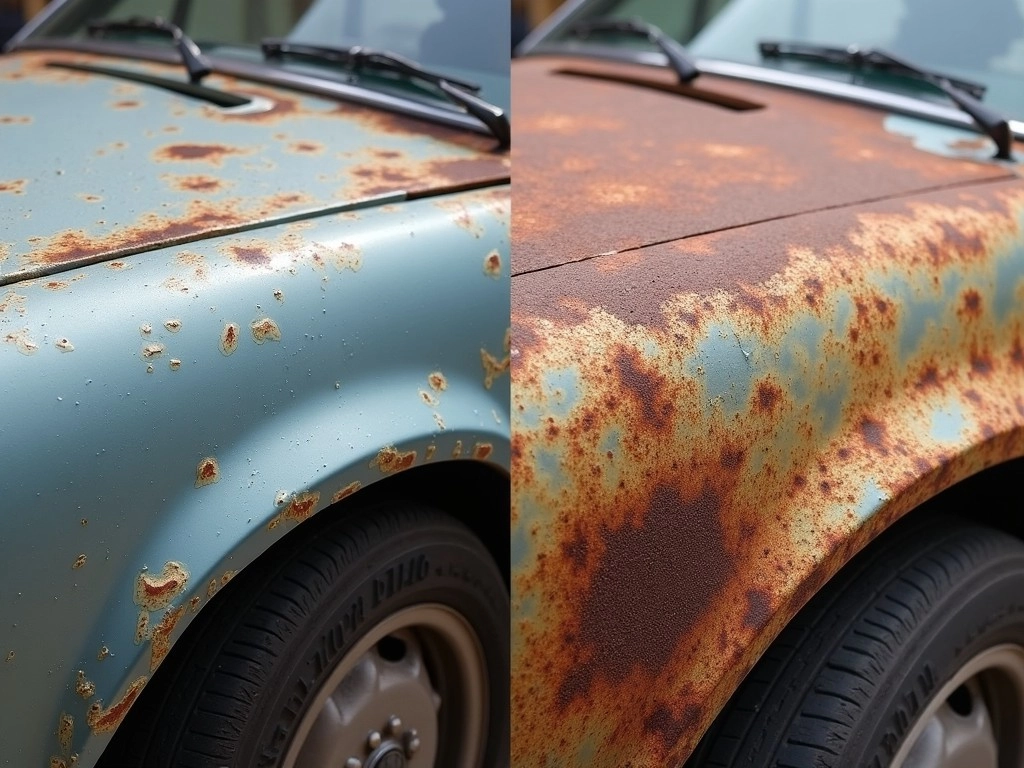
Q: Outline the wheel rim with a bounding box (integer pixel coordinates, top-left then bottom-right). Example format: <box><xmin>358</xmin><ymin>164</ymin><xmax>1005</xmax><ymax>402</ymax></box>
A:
<box><xmin>282</xmin><ymin>603</ymin><xmax>488</xmax><ymax>768</ymax></box>
<box><xmin>893</xmin><ymin>644</ymin><xmax>1024</xmax><ymax>768</ymax></box>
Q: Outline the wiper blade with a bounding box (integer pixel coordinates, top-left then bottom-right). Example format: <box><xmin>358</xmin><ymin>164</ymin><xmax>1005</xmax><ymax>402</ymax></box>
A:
<box><xmin>261</xmin><ymin>39</ymin><xmax>509</xmax><ymax>148</ymax></box>
<box><xmin>568</xmin><ymin>17</ymin><xmax>699</xmax><ymax>84</ymax></box>
<box><xmin>87</xmin><ymin>16</ymin><xmax>211</xmax><ymax>84</ymax></box>
<box><xmin>760</xmin><ymin>41</ymin><xmax>1013</xmax><ymax>160</ymax></box>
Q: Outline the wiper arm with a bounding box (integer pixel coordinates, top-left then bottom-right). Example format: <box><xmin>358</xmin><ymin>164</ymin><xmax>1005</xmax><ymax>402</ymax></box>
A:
<box><xmin>87</xmin><ymin>16</ymin><xmax>211</xmax><ymax>84</ymax></box>
<box><xmin>760</xmin><ymin>41</ymin><xmax>1013</xmax><ymax>160</ymax></box>
<box><xmin>261</xmin><ymin>39</ymin><xmax>509</xmax><ymax>148</ymax></box>
<box><xmin>568</xmin><ymin>17</ymin><xmax>699</xmax><ymax>84</ymax></box>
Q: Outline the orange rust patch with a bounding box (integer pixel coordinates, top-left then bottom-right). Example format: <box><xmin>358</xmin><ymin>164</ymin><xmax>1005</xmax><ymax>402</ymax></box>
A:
<box><xmin>372</xmin><ymin>445</ymin><xmax>417</xmax><ymax>474</ymax></box>
<box><xmin>220</xmin><ymin>323</ymin><xmax>239</xmax><ymax>355</ymax></box>
<box><xmin>75</xmin><ymin>670</ymin><xmax>95</xmax><ymax>699</ymax></box>
<box><xmin>45</xmin><ymin>281</ymin><xmax>68</xmax><ymax>291</ymax></box>
<box><xmin>481</xmin><ymin>347</ymin><xmax>510</xmax><ymax>389</ymax></box>
<box><xmin>153</xmin><ymin>143</ymin><xmax>250</xmax><ymax>167</ymax></box>
<box><xmin>428</xmin><ymin>371</ymin><xmax>448</xmax><ymax>392</ymax></box>
<box><xmin>50</xmin><ymin>757</ymin><xmax>67</xmax><ymax>768</ymax></box>
<box><xmin>251</xmin><ymin>317</ymin><xmax>281</xmax><ymax>344</ymax></box>
<box><xmin>221</xmin><ymin>570</ymin><xmax>236</xmax><ymax>586</ymax></box>
<box><xmin>484</xmin><ymin>250</ymin><xmax>502</xmax><ymax>278</ymax></box>
<box><xmin>195</xmin><ymin>457</ymin><xmax>220</xmax><ymax>488</ymax></box>
<box><xmin>134</xmin><ymin>611</ymin><xmax>150</xmax><ymax>645</ymax></box>
<box><xmin>189</xmin><ymin>595</ymin><xmax>201</xmax><ymax>612</ymax></box>
<box><xmin>72</xmin><ymin>554</ymin><xmax>86</xmax><ymax>569</ymax></box>
<box><xmin>86</xmin><ymin>676</ymin><xmax>147</xmax><ymax>734</ymax></box>
<box><xmin>268</xmin><ymin>490</ymin><xmax>322</xmax><ymax>529</ymax></box>
<box><xmin>58</xmin><ymin>711</ymin><xmax>73</xmax><ymax>754</ymax></box>
<box><xmin>106</xmin><ymin>261</ymin><xmax>128</xmax><ymax>270</ymax></box>
<box><xmin>331</xmin><ymin>481</ymin><xmax>362</xmax><ymax>504</ymax></box>
<box><xmin>150</xmin><ymin>605</ymin><xmax>186</xmax><ymax>672</ymax></box>
<box><xmin>112</xmin><ymin>99</ymin><xmax>139</xmax><ymax>109</ymax></box>
<box><xmin>0</xmin><ymin>115</ymin><xmax>30</xmax><ymax>124</ymax></box>
<box><xmin>4</xmin><ymin>329</ymin><xmax>38</xmax><ymax>355</ymax></box>
<box><xmin>135</xmin><ymin>561</ymin><xmax>189</xmax><ymax>611</ymax></box>
<box><xmin>161</xmin><ymin>174</ymin><xmax>230</xmax><ymax>193</ymax></box>
<box><xmin>0</xmin><ymin>179</ymin><xmax>26</xmax><ymax>195</ymax></box>
<box><xmin>472</xmin><ymin>442</ymin><xmax>494</xmax><ymax>460</ymax></box>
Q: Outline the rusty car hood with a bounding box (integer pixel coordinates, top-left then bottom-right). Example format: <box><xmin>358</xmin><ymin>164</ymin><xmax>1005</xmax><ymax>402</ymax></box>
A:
<box><xmin>0</xmin><ymin>50</ymin><xmax>509</xmax><ymax>284</ymax></box>
<box><xmin>513</xmin><ymin>55</ymin><xmax>1016</xmax><ymax>276</ymax></box>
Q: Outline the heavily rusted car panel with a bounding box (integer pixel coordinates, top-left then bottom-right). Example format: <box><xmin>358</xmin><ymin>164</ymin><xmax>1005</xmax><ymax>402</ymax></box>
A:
<box><xmin>511</xmin><ymin>58</ymin><xmax>1024</xmax><ymax>767</ymax></box>
<box><xmin>0</xmin><ymin>41</ymin><xmax>509</xmax><ymax>766</ymax></box>
<box><xmin>0</xmin><ymin>50</ymin><xmax>507</xmax><ymax>283</ymax></box>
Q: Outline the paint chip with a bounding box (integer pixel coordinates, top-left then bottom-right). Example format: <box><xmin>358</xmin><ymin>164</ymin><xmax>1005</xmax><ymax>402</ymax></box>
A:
<box><xmin>371</xmin><ymin>445</ymin><xmax>417</xmax><ymax>474</ymax></box>
<box><xmin>250</xmin><ymin>317</ymin><xmax>281</xmax><ymax>344</ymax></box>
<box><xmin>220</xmin><ymin>323</ymin><xmax>239</xmax><ymax>355</ymax></box>
<box><xmin>195</xmin><ymin>457</ymin><xmax>219</xmax><ymax>487</ymax></box>
<box><xmin>134</xmin><ymin>561</ymin><xmax>189</xmax><ymax>611</ymax></box>
<box><xmin>72</xmin><ymin>554</ymin><xmax>86</xmax><ymax>570</ymax></box>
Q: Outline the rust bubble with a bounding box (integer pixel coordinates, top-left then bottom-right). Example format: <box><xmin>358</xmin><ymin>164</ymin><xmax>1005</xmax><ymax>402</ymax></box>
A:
<box><xmin>195</xmin><ymin>457</ymin><xmax>220</xmax><ymax>488</ymax></box>
<box><xmin>220</xmin><ymin>323</ymin><xmax>239</xmax><ymax>355</ymax></box>
<box><xmin>267</xmin><ymin>490</ymin><xmax>321</xmax><ymax>530</ymax></box>
<box><xmin>135</xmin><ymin>561</ymin><xmax>189</xmax><ymax>611</ymax></box>
<box><xmin>428</xmin><ymin>371</ymin><xmax>448</xmax><ymax>392</ymax></box>
<box><xmin>425</xmin><ymin>444</ymin><xmax>437</xmax><ymax>461</ymax></box>
<box><xmin>150</xmin><ymin>605</ymin><xmax>186</xmax><ymax>671</ymax></box>
<box><xmin>161</xmin><ymin>174</ymin><xmax>230</xmax><ymax>194</ymax></box>
<box><xmin>72</xmin><ymin>554</ymin><xmax>86</xmax><ymax>569</ymax></box>
<box><xmin>331</xmin><ymin>481</ymin><xmax>362</xmax><ymax>504</ymax></box>
<box><xmin>250</xmin><ymin>317</ymin><xmax>281</xmax><ymax>344</ymax></box>
<box><xmin>86</xmin><ymin>676</ymin><xmax>147</xmax><ymax>734</ymax></box>
<box><xmin>484</xmin><ymin>250</ymin><xmax>502</xmax><ymax>278</ymax></box>
<box><xmin>75</xmin><ymin>670</ymin><xmax>95</xmax><ymax>699</ymax></box>
<box><xmin>372</xmin><ymin>445</ymin><xmax>417</xmax><ymax>474</ymax></box>
<box><xmin>273</xmin><ymin>289</ymin><xmax>284</xmax><ymax>302</ymax></box>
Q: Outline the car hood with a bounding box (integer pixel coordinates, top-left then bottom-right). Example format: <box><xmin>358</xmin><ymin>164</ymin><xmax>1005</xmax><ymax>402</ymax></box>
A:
<box><xmin>512</xmin><ymin>55</ymin><xmax>1016</xmax><ymax>276</ymax></box>
<box><xmin>0</xmin><ymin>49</ymin><xmax>509</xmax><ymax>284</ymax></box>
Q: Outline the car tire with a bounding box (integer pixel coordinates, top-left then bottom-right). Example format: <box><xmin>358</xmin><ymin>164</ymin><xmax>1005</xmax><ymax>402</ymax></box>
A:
<box><xmin>101</xmin><ymin>501</ymin><xmax>509</xmax><ymax>768</ymax></box>
<box><xmin>690</xmin><ymin>517</ymin><xmax>1024</xmax><ymax>768</ymax></box>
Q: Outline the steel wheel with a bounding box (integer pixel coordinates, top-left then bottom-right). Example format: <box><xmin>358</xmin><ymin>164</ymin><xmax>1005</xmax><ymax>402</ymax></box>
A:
<box><xmin>895</xmin><ymin>644</ymin><xmax>1024</xmax><ymax>768</ymax></box>
<box><xmin>284</xmin><ymin>604</ymin><xmax>488</xmax><ymax>768</ymax></box>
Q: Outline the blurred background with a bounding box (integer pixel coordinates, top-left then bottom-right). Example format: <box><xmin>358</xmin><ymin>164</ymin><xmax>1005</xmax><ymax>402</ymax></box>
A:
<box><xmin>1</xmin><ymin>0</ymin><xmax>46</xmax><ymax>46</ymax></box>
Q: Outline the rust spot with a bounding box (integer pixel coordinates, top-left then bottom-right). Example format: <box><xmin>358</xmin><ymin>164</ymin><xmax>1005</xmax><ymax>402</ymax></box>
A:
<box><xmin>755</xmin><ymin>380</ymin><xmax>782</xmax><ymax>414</ymax></box>
<box><xmin>58</xmin><ymin>712</ymin><xmax>73</xmax><ymax>754</ymax></box>
<box><xmin>267</xmin><ymin>490</ymin><xmax>321</xmax><ymax>530</ymax></box>
<box><xmin>288</xmin><ymin>140</ymin><xmax>324</xmax><ymax>154</ymax></box>
<box><xmin>0</xmin><ymin>115</ymin><xmax>30</xmax><ymax>124</ymax></box>
<box><xmin>860</xmin><ymin>417</ymin><xmax>887</xmax><ymax>451</ymax></box>
<box><xmin>425</xmin><ymin>444</ymin><xmax>437</xmax><ymax>461</ymax></box>
<box><xmin>161</xmin><ymin>174</ymin><xmax>229</xmax><ymax>194</ymax></box>
<box><xmin>273</xmin><ymin>289</ymin><xmax>284</xmax><ymax>302</ymax></box>
<box><xmin>207</xmin><ymin>580</ymin><xmax>218</xmax><ymax>599</ymax></box>
<box><xmin>140</xmin><ymin>324</ymin><xmax>152</xmax><ymax>336</ymax></box>
<box><xmin>134</xmin><ymin>611</ymin><xmax>149</xmax><ymax>645</ymax></box>
<box><xmin>75</xmin><ymin>671</ymin><xmax>95</xmax><ymax>699</ymax></box>
<box><xmin>189</xmin><ymin>595</ymin><xmax>201</xmax><ymax>612</ymax></box>
<box><xmin>472</xmin><ymin>442</ymin><xmax>494</xmax><ymax>460</ymax></box>
<box><xmin>4</xmin><ymin>329</ymin><xmax>38</xmax><ymax>355</ymax></box>
<box><xmin>220</xmin><ymin>323</ymin><xmax>239</xmax><ymax>355</ymax></box>
<box><xmin>484</xmin><ymin>250</ymin><xmax>502</xmax><ymax>278</ymax></box>
<box><xmin>86</xmin><ymin>676</ymin><xmax>147</xmax><ymax>734</ymax></box>
<box><xmin>971</xmin><ymin>351</ymin><xmax>993</xmax><ymax>376</ymax></box>
<box><xmin>76</xmin><ymin>193</ymin><xmax>102</xmax><ymax>203</ymax></box>
<box><xmin>250</xmin><ymin>317</ymin><xmax>281</xmax><ymax>344</ymax></box>
<box><xmin>50</xmin><ymin>758</ymin><xmax>67</xmax><ymax>768</ymax></box>
<box><xmin>4</xmin><ymin>650</ymin><xmax>13</xmax><ymax>662</ymax></box>
<box><xmin>112</xmin><ymin>100</ymin><xmax>139</xmax><ymax>109</ymax></box>
<box><xmin>420</xmin><ymin>390</ymin><xmax>439</xmax><ymax>407</ymax></box>
<box><xmin>428</xmin><ymin>371</ymin><xmax>448</xmax><ymax>392</ymax></box>
<box><xmin>56</xmin><ymin>338</ymin><xmax>75</xmax><ymax>353</ymax></box>
<box><xmin>221</xmin><ymin>570</ymin><xmax>236</xmax><ymax>586</ymax></box>
<box><xmin>153</xmin><ymin>143</ymin><xmax>250</xmax><ymax>167</ymax></box>
<box><xmin>331</xmin><ymin>481</ymin><xmax>362</xmax><ymax>504</ymax></box>
<box><xmin>135</xmin><ymin>561</ymin><xmax>189</xmax><ymax>611</ymax></box>
<box><xmin>372</xmin><ymin>445</ymin><xmax>417</xmax><ymax>474</ymax></box>
<box><xmin>141</xmin><ymin>343</ymin><xmax>164</xmax><ymax>360</ymax></box>
<box><xmin>72</xmin><ymin>554</ymin><xmax>86</xmax><ymax>570</ymax></box>
<box><xmin>434</xmin><ymin>412</ymin><xmax>447</xmax><ymax>431</ymax></box>
<box><xmin>163</xmin><ymin>319</ymin><xmax>182</xmax><ymax>333</ymax></box>
<box><xmin>195</xmin><ymin>457</ymin><xmax>219</xmax><ymax>488</ymax></box>
<box><xmin>107</xmin><ymin>261</ymin><xmax>128</xmax><ymax>270</ymax></box>
<box><xmin>452</xmin><ymin>440</ymin><xmax>464</xmax><ymax>458</ymax></box>
<box><xmin>45</xmin><ymin>281</ymin><xmax>68</xmax><ymax>291</ymax></box>
<box><xmin>481</xmin><ymin>347</ymin><xmax>510</xmax><ymax>389</ymax></box>
<box><xmin>0</xmin><ymin>179</ymin><xmax>26</xmax><ymax>195</ymax></box>
<box><xmin>149</xmin><ymin>605</ymin><xmax>186</xmax><ymax>672</ymax></box>
<box><xmin>228</xmin><ymin>243</ymin><xmax>271</xmax><ymax>267</ymax></box>
<box><xmin>615</xmin><ymin>347</ymin><xmax>673</xmax><ymax>431</ymax></box>
<box><xmin>96</xmin><ymin>646</ymin><xmax>109</xmax><ymax>661</ymax></box>
<box><xmin>169</xmin><ymin>359</ymin><xmax>182</xmax><ymax>371</ymax></box>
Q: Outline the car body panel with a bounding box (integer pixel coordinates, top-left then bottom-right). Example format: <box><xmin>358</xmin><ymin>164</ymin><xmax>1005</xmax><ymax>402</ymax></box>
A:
<box><xmin>0</xmin><ymin>50</ymin><xmax>508</xmax><ymax>284</ymax></box>
<box><xmin>0</xmin><ymin>62</ymin><xmax>510</xmax><ymax>765</ymax></box>
<box><xmin>510</xmin><ymin>56</ymin><xmax>1024</xmax><ymax>767</ymax></box>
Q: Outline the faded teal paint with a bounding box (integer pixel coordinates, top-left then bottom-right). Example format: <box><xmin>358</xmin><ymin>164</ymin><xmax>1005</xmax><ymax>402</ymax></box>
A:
<box><xmin>882</xmin><ymin>114</ymin><xmax>1015</xmax><ymax>164</ymax></box>
<box><xmin>0</xmin><ymin>185</ymin><xmax>509</xmax><ymax>765</ymax></box>
<box><xmin>993</xmin><ymin>228</ymin><xmax>1024</xmax><ymax>323</ymax></box>
<box><xmin>690</xmin><ymin>324</ymin><xmax>761</xmax><ymax>417</ymax></box>
<box><xmin>930</xmin><ymin>400</ymin><xmax>969</xmax><ymax>444</ymax></box>
<box><xmin>511</xmin><ymin>518</ymin><xmax>533</xmax><ymax>570</ymax></box>
<box><xmin>884</xmin><ymin>270</ymin><xmax>964</xmax><ymax>363</ymax></box>
<box><xmin>813</xmin><ymin>377</ymin><xmax>849</xmax><ymax>437</ymax></box>
<box><xmin>853</xmin><ymin>478</ymin><xmax>890</xmax><ymax>522</ymax></box>
<box><xmin>541</xmin><ymin>368</ymin><xmax>582</xmax><ymax>418</ymax></box>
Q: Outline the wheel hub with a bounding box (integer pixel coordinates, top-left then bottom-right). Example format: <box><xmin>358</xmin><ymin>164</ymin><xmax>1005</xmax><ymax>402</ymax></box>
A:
<box><xmin>344</xmin><ymin>715</ymin><xmax>422</xmax><ymax>768</ymax></box>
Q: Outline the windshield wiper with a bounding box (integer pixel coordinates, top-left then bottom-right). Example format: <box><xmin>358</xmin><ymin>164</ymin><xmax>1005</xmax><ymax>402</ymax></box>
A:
<box><xmin>760</xmin><ymin>41</ymin><xmax>1013</xmax><ymax>160</ymax></box>
<box><xmin>568</xmin><ymin>17</ymin><xmax>699</xmax><ymax>84</ymax></box>
<box><xmin>87</xmin><ymin>17</ymin><xmax>211</xmax><ymax>84</ymax></box>
<box><xmin>260</xmin><ymin>40</ymin><xmax>509</xmax><ymax>148</ymax></box>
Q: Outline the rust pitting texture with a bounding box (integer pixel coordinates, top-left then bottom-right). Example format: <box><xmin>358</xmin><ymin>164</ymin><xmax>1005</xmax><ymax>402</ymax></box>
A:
<box><xmin>372</xmin><ymin>445</ymin><xmax>417</xmax><ymax>474</ymax></box>
<box><xmin>74</xmin><ymin>670</ymin><xmax>95</xmax><ymax>700</ymax></box>
<box><xmin>195</xmin><ymin>457</ymin><xmax>220</xmax><ymax>487</ymax></box>
<box><xmin>512</xmin><ymin>180</ymin><xmax>1024</xmax><ymax>766</ymax></box>
<box><xmin>332</xmin><ymin>481</ymin><xmax>362</xmax><ymax>504</ymax></box>
<box><xmin>135</xmin><ymin>561</ymin><xmax>189</xmax><ymax>611</ymax></box>
<box><xmin>267</xmin><ymin>490</ymin><xmax>321</xmax><ymax>530</ymax></box>
<box><xmin>86</xmin><ymin>676</ymin><xmax>147</xmax><ymax>734</ymax></box>
<box><xmin>511</xmin><ymin>56</ymin><xmax>1015</xmax><ymax>276</ymax></box>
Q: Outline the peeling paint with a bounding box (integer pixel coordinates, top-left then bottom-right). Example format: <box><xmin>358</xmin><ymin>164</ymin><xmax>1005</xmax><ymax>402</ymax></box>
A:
<box><xmin>169</xmin><ymin>359</ymin><xmax>182</xmax><ymax>371</ymax></box>
<box><xmin>96</xmin><ymin>646</ymin><xmax>109</xmax><ymax>662</ymax></box>
<box><xmin>250</xmin><ymin>317</ymin><xmax>281</xmax><ymax>344</ymax></box>
<box><xmin>371</xmin><ymin>445</ymin><xmax>417</xmax><ymax>474</ymax></box>
<box><xmin>163</xmin><ymin>319</ymin><xmax>182</xmax><ymax>333</ymax></box>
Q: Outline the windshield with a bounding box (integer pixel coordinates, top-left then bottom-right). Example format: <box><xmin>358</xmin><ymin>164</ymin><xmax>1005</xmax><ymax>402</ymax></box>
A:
<box><xmin>537</xmin><ymin>0</ymin><xmax>1024</xmax><ymax>120</ymax></box>
<box><xmin>25</xmin><ymin>0</ymin><xmax>509</xmax><ymax>106</ymax></box>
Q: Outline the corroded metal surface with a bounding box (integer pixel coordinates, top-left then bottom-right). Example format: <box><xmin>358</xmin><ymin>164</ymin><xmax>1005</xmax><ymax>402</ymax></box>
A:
<box><xmin>0</xmin><ymin>185</ymin><xmax>509</xmax><ymax>766</ymax></box>
<box><xmin>0</xmin><ymin>50</ymin><xmax>508</xmax><ymax>283</ymax></box>
<box><xmin>511</xmin><ymin>58</ymin><xmax>1024</xmax><ymax>764</ymax></box>
<box><xmin>512</xmin><ymin>56</ymin><xmax>1015</xmax><ymax>276</ymax></box>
